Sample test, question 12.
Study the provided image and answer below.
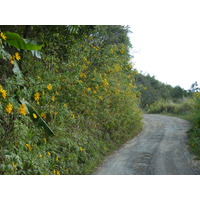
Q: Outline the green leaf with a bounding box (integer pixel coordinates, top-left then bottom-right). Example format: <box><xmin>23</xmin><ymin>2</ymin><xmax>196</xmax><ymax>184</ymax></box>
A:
<box><xmin>4</xmin><ymin>32</ymin><xmax>43</xmax><ymax>50</ymax></box>
<box><xmin>20</xmin><ymin>99</ymin><xmax>55</xmax><ymax>135</ymax></box>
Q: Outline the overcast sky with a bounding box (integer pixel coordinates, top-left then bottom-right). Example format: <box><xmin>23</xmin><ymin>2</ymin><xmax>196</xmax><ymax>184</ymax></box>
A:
<box><xmin>127</xmin><ymin>0</ymin><xmax>200</xmax><ymax>90</ymax></box>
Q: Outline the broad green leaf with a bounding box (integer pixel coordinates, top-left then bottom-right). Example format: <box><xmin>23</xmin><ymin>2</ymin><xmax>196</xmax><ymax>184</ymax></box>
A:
<box><xmin>20</xmin><ymin>99</ymin><xmax>55</xmax><ymax>135</ymax></box>
<box><xmin>4</xmin><ymin>32</ymin><xmax>43</xmax><ymax>50</ymax></box>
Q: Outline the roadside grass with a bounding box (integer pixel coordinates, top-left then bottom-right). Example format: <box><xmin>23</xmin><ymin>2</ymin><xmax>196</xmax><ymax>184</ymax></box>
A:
<box><xmin>159</xmin><ymin>113</ymin><xmax>193</xmax><ymax>122</ymax></box>
<box><xmin>90</xmin><ymin>124</ymin><xmax>143</xmax><ymax>174</ymax></box>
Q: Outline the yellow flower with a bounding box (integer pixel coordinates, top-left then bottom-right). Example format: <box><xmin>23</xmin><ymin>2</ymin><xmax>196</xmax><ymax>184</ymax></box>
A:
<box><xmin>37</xmin><ymin>76</ymin><xmax>42</xmax><ymax>80</ymax></box>
<box><xmin>41</xmin><ymin>112</ymin><xmax>46</xmax><ymax>119</ymax></box>
<box><xmin>43</xmin><ymin>138</ymin><xmax>47</xmax><ymax>143</ymax></box>
<box><xmin>66</xmin><ymin>168</ymin><xmax>69</xmax><ymax>173</ymax></box>
<box><xmin>47</xmin><ymin>83</ymin><xmax>53</xmax><ymax>90</ymax></box>
<box><xmin>79</xmin><ymin>147</ymin><xmax>83</xmax><ymax>152</ymax></box>
<box><xmin>70</xmin><ymin>113</ymin><xmax>75</xmax><ymax>118</ymax></box>
<box><xmin>80</xmin><ymin>73</ymin><xmax>86</xmax><ymax>78</ymax></box>
<box><xmin>12</xmin><ymin>163</ymin><xmax>17</xmax><ymax>171</ymax></box>
<box><xmin>53</xmin><ymin>169</ymin><xmax>60</xmax><ymax>175</ymax></box>
<box><xmin>47</xmin><ymin>152</ymin><xmax>51</xmax><ymax>156</ymax></box>
<box><xmin>93</xmin><ymin>90</ymin><xmax>97</xmax><ymax>94</ymax></box>
<box><xmin>56</xmin><ymin>156</ymin><xmax>59</xmax><ymax>161</ymax></box>
<box><xmin>15</xmin><ymin>52</ymin><xmax>21</xmax><ymax>61</ymax></box>
<box><xmin>51</xmin><ymin>96</ymin><xmax>55</xmax><ymax>102</ymax></box>
<box><xmin>64</xmin><ymin>103</ymin><xmax>68</xmax><ymax>107</ymax></box>
<box><xmin>1</xmin><ymin>89</ymin><xmax>7</xmax><ymax>99</ymax></box>
<box><xmin>10</xmin><ymin>57</ymin><xmax>15</xmax><ymax>65</ymax></box>
<box><xmin>87</xmin><ymin>88</ymin><xmax>91</xmax><ymax>92</ymax></box>
<box><xmin>39</xmin><ymin>154</ymin><xmax>43</xmax><ymax>157</ymax></box>
<box><xmin>33</xmin><ymin>113</ymin><xmax>37</xmax><ymax>118</ymax></box>
<box><xmin>0</xmin><ymin>32</ymin><xmax>6</xmax><ymax>40</ymax></box>
<box><xmin>25</xmin><ymin>144</ymin><xmax>31</xmax><ymax>151</ymax></box>
<box><xmin>18</xmin><ymin>104</ymin><xmax>27</xmax><ymax>115</ymax></box>
<box><xmin>99</xmin><ymin>96</ymin><xmax>103</xmax><ymax>100</ymax></box>
<box><xmin>6</xmin><ymin>103</ymin><xmax>13</xmax><ymax>114</ymax></box>
<box><xmin>55</xmin><ymin>91</ymin><xmax>59</xmax><ymax>95</ymax></box>
<box><xmin>34</xmin><ymin>92</ymin><xmax>40</xmax><ymax>101</ymax></box>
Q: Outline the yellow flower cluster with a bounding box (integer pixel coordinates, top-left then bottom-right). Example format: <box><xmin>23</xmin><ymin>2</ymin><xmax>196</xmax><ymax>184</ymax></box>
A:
<box><xmin>53</xmin><ymin>169</ymin><xmax>61</xmax><ymax>175</ymax></box>
<box><xmin>102</xmin><ymin>78</ymin><xmax>109</xmax><ymax>86</ymax></box>
<box><xmin>0</xmin><ymin>85</ymin><xmax>7</xmax><ymax>99</ymax></box>
<box><xmin>10</xmin><ymin>52</ymin><xmax>21</xmax><ymax>65</ymax></box>
<box><xmin>80</xmin><ymin>72</ymin><xmax>87</xmax><ymax>78</ymax></box>
<box><xmin>83</xmin><ymin>56</ymin><xmax>90</xmax><ymax>65</ymax></box>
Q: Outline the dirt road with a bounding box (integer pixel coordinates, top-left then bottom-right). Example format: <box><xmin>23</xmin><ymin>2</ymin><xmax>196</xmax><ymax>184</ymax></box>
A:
<box><xmin>94</xmin><ymin>114</ymin><xmax>200</xmax><ymax>175</ymax></box>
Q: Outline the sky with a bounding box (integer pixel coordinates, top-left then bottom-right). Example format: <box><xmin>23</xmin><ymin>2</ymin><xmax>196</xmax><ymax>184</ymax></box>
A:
<box><xmin>128</xmin><ymin>0</ymin><xmax>200</xmax><ymax>90</ymax></box>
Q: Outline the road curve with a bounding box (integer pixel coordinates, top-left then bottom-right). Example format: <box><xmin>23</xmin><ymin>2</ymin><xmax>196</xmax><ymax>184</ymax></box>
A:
<box><xmin>94</xmin><ymin>114</ymin><xmax>200</xmax><ymax>175</ymax></box>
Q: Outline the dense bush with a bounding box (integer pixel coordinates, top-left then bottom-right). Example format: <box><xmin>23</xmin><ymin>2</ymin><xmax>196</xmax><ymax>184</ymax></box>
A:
<box><xmin>188</xmin><ymin>92</ymin><xmax>200</xmax><ymax>158</ymax></box>
<box><xmin>0</xmin><ymin>26</ymin><xmax>142</xmax><ymax>174</ymax></box>
<box><xmin>147</xmin><ymin>98</ymin><xmax>194</xmax><ymax>115</ymax></box>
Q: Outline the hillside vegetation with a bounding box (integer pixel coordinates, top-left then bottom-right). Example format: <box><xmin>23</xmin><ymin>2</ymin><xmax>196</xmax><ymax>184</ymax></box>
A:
<box><xmin>1</xmin><ymin>25</ymin><xmax>200</xmax><ymax>174</ymax></box>
<box><xmin>0</xmin><ymin>25</ymin><xmax>142</xmax><ymax>174</ymax></box>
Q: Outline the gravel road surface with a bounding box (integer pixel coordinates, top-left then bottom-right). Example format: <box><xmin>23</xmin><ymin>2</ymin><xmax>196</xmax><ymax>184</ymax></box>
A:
<box><xmin>94</xmin><ymin>114</ymin><xmax>200</xmax><ymax>175</ymax></box>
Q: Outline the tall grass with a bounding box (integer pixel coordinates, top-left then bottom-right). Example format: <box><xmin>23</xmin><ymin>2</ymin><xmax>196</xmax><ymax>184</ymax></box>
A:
<box><xmin>147</xmin><ymin>98</ymin><xmax>194</xmax><ymax>115</ymax></box>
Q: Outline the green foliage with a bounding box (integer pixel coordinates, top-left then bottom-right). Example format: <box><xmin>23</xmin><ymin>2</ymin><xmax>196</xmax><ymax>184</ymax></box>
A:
<box><xmin>135</xmin><ymin>72</ymin><xmax>191</xmax><ymax>109</ymax></box>
<box><xmin>0</xmin><ymin>25</ymin><xmax>142</xmax><ymax>174</ymax></box>
<box><xmin>188</xmin><ymin>92</ymin><xmax>200</xmax><ymax>158</ymax></box>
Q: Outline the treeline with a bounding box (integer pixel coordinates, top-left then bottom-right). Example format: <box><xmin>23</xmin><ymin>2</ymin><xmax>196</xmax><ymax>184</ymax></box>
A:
<box><xmin>134</xmin><ymin>72</ymin><xmax>193</xmax><ymax>114</ymax></box>
<box><xmin>0</xmin><ymin>25</ymin><xmax>142</xmax><ymax>174</ymax></box>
